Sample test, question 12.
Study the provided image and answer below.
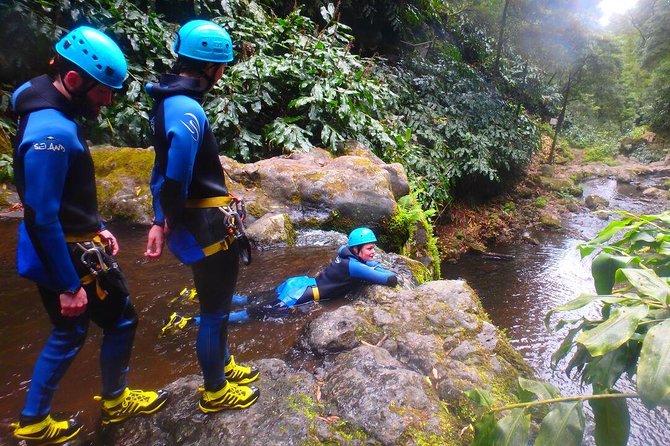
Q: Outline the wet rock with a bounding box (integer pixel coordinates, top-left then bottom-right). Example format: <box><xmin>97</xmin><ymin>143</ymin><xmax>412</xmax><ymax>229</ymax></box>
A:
<box><xmin>102</xmin><ymin>359</ymin><xmax>318</xmax><ymax>446</ymax></box>
<box><xmin>221</xmin><ymin>147</ymin><xmax>403</xmax><ymax>229</ymax></box>
<box><xmin>539</xmin><ymin>211</ymin><xmax>562</xmax><ymax>229</ymax></box>
<box><xmin>321</xmin><ymin>345</ymin><xmax>444</xmax><ymax>445</ymax></box>
<box><xmin>300</xmin><ymin>305</ymin><xmax>367</xmax><ymax>355</ymax></box>
<box><xmin>642</xmin><ymin>187</ymin><xmax>668</xmax><ymax>199</ymax></box>
<box><xmin>245</xmin><ymin>213</ymin><xmax>296</xmax><ymax>248</ymax></box>
<box><xmin>585</xmin><ymin>194</ymin><xmax>609</xmax><ymax>210</ymax></box>
<box><xmin>100</xmin><ymin>278</ymin><xmax>531</xmax><ymax>446</ymax></box>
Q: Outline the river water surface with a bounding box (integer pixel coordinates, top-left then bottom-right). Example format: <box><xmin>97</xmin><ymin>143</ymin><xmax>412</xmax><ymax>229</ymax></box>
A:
<box><xmin>0</xmin><ymin>176</ymin><xmax>668</xmax><ymax>444</ymax></box>
<box><xmin>443</xmin><ymin>176</ymin><xmax>670</xmax><ymax>445</ymax></box>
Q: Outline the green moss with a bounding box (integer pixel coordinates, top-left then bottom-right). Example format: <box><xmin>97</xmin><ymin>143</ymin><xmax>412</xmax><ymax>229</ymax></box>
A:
<box><xmin>91</xmin><ymin>146</ymin><xmax>154</xmax><ymax>221</ymax></box>
<box><xmin>288</xmin><ymin>392</ymin><xmax>372</xmax><ymax>446</ymax></box>
<box><xmin>386</xmin><ymin>193</ymin><xmax>441</xmax><ymax>279</ymax></box>
<box><xmin>533</xmin><ymin>196</ymin><xmax>548</xmax><ymax>208</ymax></box>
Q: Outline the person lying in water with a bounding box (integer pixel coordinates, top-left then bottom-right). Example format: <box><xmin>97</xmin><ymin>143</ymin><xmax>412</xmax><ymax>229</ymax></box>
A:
<box><xmin>161</xmin><ymin>227</ymin><xmax>397</xmax><ymax>334</ymax></box>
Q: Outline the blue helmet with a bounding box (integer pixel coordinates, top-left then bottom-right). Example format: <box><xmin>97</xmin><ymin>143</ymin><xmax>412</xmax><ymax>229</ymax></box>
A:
<box><xmin>55</xmin><ymin>26</ymin><xmax>127</xmax><ymax>89</ymax></box>
<box><xmin>173</xmin><ymin>20</ymin><xmax>234</xmax><ymax>63</ymax></box>
<box><xmin>348</xmin><ymin>227</ymin><xmax>377</xmax><ymax>248</ymax></box>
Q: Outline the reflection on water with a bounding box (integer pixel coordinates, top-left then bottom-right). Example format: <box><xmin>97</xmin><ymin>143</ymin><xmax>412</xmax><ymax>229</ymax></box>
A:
<box><xmin>443</xmin><ymin>176</ymin><xmax>670</xmax><ymax>446</ymax></box>
<box><xmin>0</xmin><ymin>220</ymin><xmax>338</xmax><ymax>443</ymax></box>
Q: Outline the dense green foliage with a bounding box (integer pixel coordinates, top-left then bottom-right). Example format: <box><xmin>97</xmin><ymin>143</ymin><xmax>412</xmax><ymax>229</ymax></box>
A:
<box><xmin>0</xmin><ymin>0</ymin><xmax>543</xmax><ymax>210</ymax></box>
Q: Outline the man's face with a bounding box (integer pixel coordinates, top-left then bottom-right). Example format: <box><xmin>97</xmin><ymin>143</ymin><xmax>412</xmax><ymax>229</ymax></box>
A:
<box><xmin>82</xmin><ymin>83</ymin><xmax>114</xmax><ymax>118</ymax></box>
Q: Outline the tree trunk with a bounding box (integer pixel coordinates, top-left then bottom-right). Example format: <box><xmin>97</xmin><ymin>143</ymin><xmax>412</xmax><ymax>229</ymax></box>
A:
<box><xmin>493</xmin><ymin>0</ymin><xmax>512</xmax><ymax>75</ymax></box>
<box><xmin>549</xmin><ymin>72</ymin><xmax>573</xmax><ymax>164</ymax></box>
<box><xmin>515</xmin><ymin>62</ymin><xmax>528</xmax><ymax>118</ymax></box>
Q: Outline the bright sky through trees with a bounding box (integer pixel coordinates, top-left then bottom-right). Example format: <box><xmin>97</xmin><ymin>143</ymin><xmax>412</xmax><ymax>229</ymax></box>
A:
<box><xmin>598</xmin><ymin>0</ymin><xmax>639</xmax><ymax>25</ymax></box>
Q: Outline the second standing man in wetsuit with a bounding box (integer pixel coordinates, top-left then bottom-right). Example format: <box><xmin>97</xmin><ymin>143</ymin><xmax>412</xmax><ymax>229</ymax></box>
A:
<box><xmin>144</xmin><ymin>19</ymin><xmax>260</xmax><ymax>413</ymax></box>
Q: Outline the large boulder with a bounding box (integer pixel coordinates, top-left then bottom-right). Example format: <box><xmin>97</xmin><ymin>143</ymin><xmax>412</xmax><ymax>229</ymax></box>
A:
<box><xmin>101</xmin><ymin>279</ymin><xmax>531</xmax><ymax>446</ymax></box>
<box><xmin>221</xmin><ymin>147</ymin><xmax>406</xmax><ymax>229</ymax></box>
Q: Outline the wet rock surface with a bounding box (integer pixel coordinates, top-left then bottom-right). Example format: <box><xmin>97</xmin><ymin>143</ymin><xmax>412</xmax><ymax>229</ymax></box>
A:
<box><xmin>107</xmin><ymin>277</ymin><xmax>531</xmax><ymax>445</ymax></box>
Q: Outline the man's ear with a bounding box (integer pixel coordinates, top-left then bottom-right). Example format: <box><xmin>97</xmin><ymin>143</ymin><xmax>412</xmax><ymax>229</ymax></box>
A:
<box><xmin>62</xmin><ymin>70</ymin><xmax>84</xmax><ymax>91</ymax></box>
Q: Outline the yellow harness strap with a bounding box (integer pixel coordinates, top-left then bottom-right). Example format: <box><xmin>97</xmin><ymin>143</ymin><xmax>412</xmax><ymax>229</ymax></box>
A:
<box><xmin>312</xmin><ymin>286</ymin><xmax>320</xmax><ymax>302</ymax></box>
<box><xmin>201</xmin><ymin>235</ymin><xmax>235</xmax><ymax>257</ymax></box>
<box><xmin>185</xmin><ymin>196</ymin><xmax>233</xmax><ymax>208</ymax></box>
<box><xmin>80</xmin><ymin>273</ymin><xmax>108</xmax><ymax>300</ymax></box>
<box><xmin>65</xmin><ymin>233</ymin><xmax>101</xmax><ymax>243</ymax></box>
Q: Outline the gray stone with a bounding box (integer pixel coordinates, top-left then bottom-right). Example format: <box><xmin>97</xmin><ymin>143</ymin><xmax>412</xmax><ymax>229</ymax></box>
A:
<box><xmin>322</xmin><ymin>346</ymin><xmax>443</xmax><ymax>445</ymax></box>
<box><xmin>245</xmin><ymin>213</ymin><xmax>296</xmax><ymax>248</ymax></box>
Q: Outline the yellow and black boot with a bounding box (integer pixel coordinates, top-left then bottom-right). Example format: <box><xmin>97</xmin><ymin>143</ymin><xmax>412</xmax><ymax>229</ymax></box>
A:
<box><xmin>11</xmin><ymin>414</ymin><xmax>82</xmax><ymax>445</ymax></box>
<box><xmin>95</xmin><ymin>387</ymin><xmax>169</xmax><ymax>425</ymax></box>
<box><xmin>199</xmin><ymin>381</ymin><xmax>259</xmax><ymax>413</ymax></box>
<box><xmin>224</xmin><ymin>355</ymin><xmax>260</xmax><ymax>385</ymax></box>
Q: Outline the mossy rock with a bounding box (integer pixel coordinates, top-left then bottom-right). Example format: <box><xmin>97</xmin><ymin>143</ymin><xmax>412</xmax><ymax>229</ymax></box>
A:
<box><xmin>91</xmin><ymin>146</ymin><xmax>154</xmax><ymax>222</ymax></box>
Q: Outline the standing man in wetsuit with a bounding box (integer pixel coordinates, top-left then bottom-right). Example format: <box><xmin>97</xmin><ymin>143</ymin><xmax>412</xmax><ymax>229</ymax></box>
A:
<box><xmin>11</xmin><ymin>26</ymin><xmax>168</xmax><ymax>445</ymax></box>
<box><xmin>144</xmin><ymin>19</ymin><xmax>260</xmax><ymax>413</ymax></box>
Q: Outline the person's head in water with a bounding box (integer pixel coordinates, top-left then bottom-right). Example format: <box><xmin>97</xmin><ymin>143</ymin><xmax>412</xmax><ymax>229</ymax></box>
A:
<box><xmin>171</xmin><ymin>20</ymin><xmax>234</xmax><ymax>91</ymax></box>
<box><xmin>347</xmin><ymin>227</ymin><xmax>377</xmax><ymax>262</ymax></box>
<box><xmin>52</xmin><ymin>26</ymin><xmax>127</xmax><ymax>119</ymax></box>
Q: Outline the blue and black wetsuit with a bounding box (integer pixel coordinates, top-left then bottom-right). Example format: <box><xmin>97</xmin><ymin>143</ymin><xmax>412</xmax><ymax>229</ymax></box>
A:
<box><xmin>147</xmin><ymin>73</ymin><xmax>238</xmax><ymax>392</ymax></box>
<box><xmin>233</xmin><ymin>245</ymin><xmax>398</xmax><ymax>322</ymax></box>
<box><xmin>12</xmin><ymin>75</ymin><xmax>137</xmax><ymax>422</ymax></box>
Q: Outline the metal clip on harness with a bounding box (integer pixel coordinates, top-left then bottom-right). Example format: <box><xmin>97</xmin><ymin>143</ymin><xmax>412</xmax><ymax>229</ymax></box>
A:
<box><xmin>219</xmin><ymin>200</ymin><xmax>252</xmax><ymax>265</ymax></box>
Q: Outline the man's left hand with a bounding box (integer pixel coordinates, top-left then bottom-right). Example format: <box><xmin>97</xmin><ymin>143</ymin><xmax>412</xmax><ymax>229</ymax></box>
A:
<box><xmin>98</xmin><ymin>229</ymin><xmax>119</xmax><ymax>255</ymax></box>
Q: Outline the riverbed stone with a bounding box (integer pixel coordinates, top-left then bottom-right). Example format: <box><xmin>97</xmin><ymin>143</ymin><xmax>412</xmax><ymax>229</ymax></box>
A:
<box><xmin>101</xmin><ymin>359</ymin><xmax>318</xmax><ymax>446</ymax></box>
<box><xmin>245</xmin><ymin>213</ymin><xmax>296</xmax><ymax>248</ymax></box>
<box><xmin>321</xmin><ymin>345</ymin><xmax>445</xmax><ymax>445</ymax></box>
<box><xmin>221</xmin><ymin>147</ymin><xmax>402</xmax><ymax>229</ymax></box>
<box><xmin>585</xmin><ymin>194</ymin><xmax>610</xmax><ymax>210</ymax></box>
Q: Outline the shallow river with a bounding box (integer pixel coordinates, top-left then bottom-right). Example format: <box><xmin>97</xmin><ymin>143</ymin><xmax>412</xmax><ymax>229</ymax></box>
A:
<box><xmin>443</xmin><ymin>176</ymin><xmax>670</xmax><ymax>445</ymax></box>
<box><xmin>0</xmin><ymin>176</ymin><xmax>668</xmax><ymax>444</ymax></box>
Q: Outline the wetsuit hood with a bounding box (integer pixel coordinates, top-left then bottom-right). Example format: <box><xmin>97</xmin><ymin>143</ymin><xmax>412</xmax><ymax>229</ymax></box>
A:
<box><xmin>337</xmin><ymin>245</ymin><xmax>360</xmax><ymax>261</ymax></box>
<box><xmin>12</xmin><ymin>75</ymin><xmax>79</xmax><ymax>119</ymax></box>
<box><xmin>146</xmin><ymin>73</ymin><xmax>207</xmax><ymax>102</ymax></box>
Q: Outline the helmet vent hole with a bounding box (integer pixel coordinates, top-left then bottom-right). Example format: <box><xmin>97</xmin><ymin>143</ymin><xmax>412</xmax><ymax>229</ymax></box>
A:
<box><xmin>105</xmin><ymin>67</ymin><xmax>115</xmax><ymax>76</ymax></box>
<box><xmin>79</xmin><ymin>39</ymin><xmax>84</xmax><ymax>44</ymax></box>
<box><xmin>202</xmin><ymin>42</ymin><xmax>208</xmax><ymax>47</ymax></box>
<box><xmin>63</xmin><ymin>41</ymin><xmax>72</xmax><ymax>50</ymax></box>
<box><xmin>83</xmin><ymin>49</ymin><xmax>88</xmax><ymax>54</ymax></box>
<box><xmin>92</xmin><ymin>55</ymin><xmax>98</xmax><ymax>60</ymax></box>
<box><xmin>96</xmin><ymin>64</ymin><xmax>103</xmax><ymax>70</ymax></box>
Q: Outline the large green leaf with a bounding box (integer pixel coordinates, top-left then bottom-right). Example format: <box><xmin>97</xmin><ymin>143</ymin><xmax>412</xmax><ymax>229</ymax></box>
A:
<box><xmin>545</xmin><ymin>295</ymin><xmax>630</xmax><ymax>330</ymax></box>
<box><xmin>583</xmin><ymin>347</ymin><xmax>628</xmax><ymax>388</ymax></box>
<box><xmin>590</xmin><ymin>253</ymin><xmax>635</xmax><ymax>295</ymax></box>
<box><xmin>534</xmin><ymin>401</ymin><xmax>585</xmax><ymax>446</ymax></box>
<box><xmin>576</xmin><ymin>305</ymin><xmax>649</xmax><ymax>356</ymax></box>
<box><xmin>470</xmin><ymin>413</ymin><xmax>496</xmax><ymax>446</ymax></box>
<box><xmin>465</xmin><ymin>388</ymin><xmax>493</xmax><ymax>409</ymax></box>
<box><xmin>589</xmin><ymin>394</ymin><xmax>630</xmax><ymax>446</ymax></box>
<box><xmin>578</xmin><ymin>219</ymin><xmax>638</xmax><ymax>257</ymax></box>
<box><xmin>618</xmin><ymin>268</ymin><xmax>670</xmax><ymax>303</ymax></box>
<box><xmin>517</xmin><ymin>377</ymin><xmax>560</xmax><ymax>402</ymax></box>
<box><xmin>637</xmin><ymin>319</ymin><xmax>670</xmax><ymax>409</ymax></box>
<box><xmin>494</xmin><ymin>408</ymin><xmax>530</xmax><ymax>446</ymax></box>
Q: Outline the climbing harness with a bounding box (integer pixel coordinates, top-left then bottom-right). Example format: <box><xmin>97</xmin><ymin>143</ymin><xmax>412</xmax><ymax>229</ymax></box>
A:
<box><xmin>66</xmin><ymin>235</ymin><xmax>128</xmax><ymax>300</ymax></box>
<box><xmin>184</xmin><ymin>194</ymin><xmax>252</xmax><ymax>265</ymax></box>
<box><xmin>219</xmin><ymin>199</ymin><xmax>252</xmax><ymax>265</ymax></box>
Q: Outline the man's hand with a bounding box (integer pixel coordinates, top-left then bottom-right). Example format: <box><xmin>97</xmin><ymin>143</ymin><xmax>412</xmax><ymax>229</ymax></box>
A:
<box><xmin>98</xmin><ymin>229</ymin><xmax>119</xmax><ymax>255</ymax></box>
<box><xmin>60</xmin><ymin>288</ymin><xmax>88</xmax><ymax>317</ymax></box>
<box><xmin>145</xmin><ymin>224</ymin><xmax>165</xmax><ymax>259</ymax></box>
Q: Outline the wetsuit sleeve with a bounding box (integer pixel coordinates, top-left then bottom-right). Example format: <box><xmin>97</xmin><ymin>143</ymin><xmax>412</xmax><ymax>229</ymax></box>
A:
<box><xmin>149</xmin><ymin>163</ymin><xmax>165</xmax><ymax>225</ymax></box>
<box><xmin>21</xmin><ymin>128</ymin><xmax>81</xmax><ymax>292</ymax></box>
<box><xmin>159</xmin><ymin>97</ymin><xmax>207</xmax><ymax>224</ymax></box>
<box><xmin>349</xmin><ymin>259</ymin><xmax>398</xmax><ymax>287</ymax></box>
